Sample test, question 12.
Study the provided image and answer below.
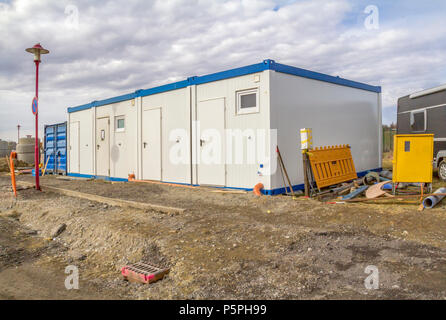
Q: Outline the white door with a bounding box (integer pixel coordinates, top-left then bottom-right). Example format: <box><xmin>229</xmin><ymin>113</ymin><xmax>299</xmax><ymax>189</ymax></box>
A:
<box><xmin>142</xmin><ymin>108</ymin><xmax>161</xmax><ymax>180</ymax></box>
<box><xmin>96</xmin><ymin>117</ymin><xmax>110</xmax><ymax>176</ymax></box>
<box><xmin>69</xmin><ymin>121</ymin><xmax>79</xmax><ymax>173</ymax></box>
<box><xmin>197</xmin><ymin>98</ymin><xmax>225</xmax><ymax>186</ymax></box>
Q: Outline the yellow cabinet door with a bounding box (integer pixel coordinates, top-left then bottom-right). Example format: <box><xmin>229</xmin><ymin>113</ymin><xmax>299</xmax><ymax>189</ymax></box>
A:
<box><xmin>393</xmin><ymin>134</ymin><xmax>433</xmax><ymax>183</ymax></box>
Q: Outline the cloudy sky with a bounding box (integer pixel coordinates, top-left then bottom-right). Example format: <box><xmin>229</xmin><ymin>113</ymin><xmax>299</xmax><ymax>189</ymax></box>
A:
<box><xmin>1</xmin><ymin>0</ymin><xmax>445</xmax><ymax>141</ymax></box>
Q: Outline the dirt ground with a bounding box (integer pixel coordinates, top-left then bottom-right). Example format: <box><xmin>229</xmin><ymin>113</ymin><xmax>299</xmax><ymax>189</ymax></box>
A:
<box><xmin>1</xmin><ymin>172</ymin><xmax>446</xmax><ymax>300</ymax></box>
<box><xmin>0</xmin><ymin>157</ymin><xmax>30</xmax><ymax>173</ymax></box>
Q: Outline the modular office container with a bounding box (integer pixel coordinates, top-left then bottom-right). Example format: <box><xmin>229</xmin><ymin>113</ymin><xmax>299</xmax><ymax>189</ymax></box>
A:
<box><xmin>67</xmin><ymin>59</ymin><xmax>382</xmax><ymax>194</ymax></box>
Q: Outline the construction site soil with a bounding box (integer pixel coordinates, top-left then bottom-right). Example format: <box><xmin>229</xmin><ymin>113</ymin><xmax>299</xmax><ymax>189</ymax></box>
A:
<box><xmin>1</xmin><ymin>173</ymin><xmax>446</xmax><ymax>299</ymax></box>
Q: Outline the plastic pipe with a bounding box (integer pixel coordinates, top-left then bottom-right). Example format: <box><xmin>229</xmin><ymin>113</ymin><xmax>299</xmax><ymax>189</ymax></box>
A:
<box><xmin>253</xmin><ymin>183</ymin><xmax>264</xmax><ymax>196</ymax></box>
<box><xmin>423</xmin><ymin>187</ymin><xmax>446</xmax><ymax>209</ymax></box>
<box><xmin>341</xmin><ymin>185</ymin><xmax>369</xmax><ymax>200</ymax></box>
<box><xmin>9</xmin><ymin>152</ymin><xmax>17</xmax><ymax>197</ymax></box>
<box><xmin>379</xmin><ymin>170</ymin><xmax>393</xmax><ymax>180</ymax></box>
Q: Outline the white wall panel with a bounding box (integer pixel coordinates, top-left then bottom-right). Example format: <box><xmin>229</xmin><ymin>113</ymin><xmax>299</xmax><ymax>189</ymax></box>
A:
<box><xmin>95</xmin><ymin>99</ymin><xmax>138</xmax><ymax>179</ymax></box>
<box><xmin>195</xmin><ymin>71</ymin><xmax>271</xmax><ymax>189</ymax></box>
<box><xmin>68</xmin><ymin>108</ymin><xmax>93</xmax><ymax>175</ymax></box>
<box><xmin>141</xmin><ymin>88</ymin><xmax>191</xmax><ymax>184</ymax></box>
<box><xmin>270</xmin><ymin>71</ymin><xmax>381</xmax><ymax>190</ymax></box>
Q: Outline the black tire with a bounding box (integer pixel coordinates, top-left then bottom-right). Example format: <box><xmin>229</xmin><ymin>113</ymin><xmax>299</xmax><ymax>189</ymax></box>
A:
<box><xmin>438</xmin><ymin>160</ymin><xmax>446</xmax><ymax>182</ymax></box>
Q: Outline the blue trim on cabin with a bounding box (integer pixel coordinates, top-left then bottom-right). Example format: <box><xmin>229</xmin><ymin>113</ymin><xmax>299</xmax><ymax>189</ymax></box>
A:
<box><xmin>136</xmin><ymin>79</ymin><xmax>190</xmax><ymax>98</ymax></box>
<box><xmin>67</xmin><ymin>173</ymin><xmax>128</xmax><ymax>182</ymax></box>
<box><xmin>358</xmin><ymin>168</ymin><xmax>382</xmax><ymax>177</ymax></box>
<box><xmin>66</xmin><ymin>167</ymin><xmax>382</xmax><ymax>195</ymax></box>
<box><xmin>68</xmin><ymin>103</ymin><xmax>91</xmax><ymax>113</ymax></box>
<box><xmin>191</xmin><ymin>61</ymin><xmax>270</xmax><ymax>85</ymax></box>
<box><xmin>68</xmin><ymin>92</ymin><xmax>137</xmax><ymax>113</ymax></box>
<box><xmin>263</xmin><ymin>184</ymin><xmax>304</xmax><ymax>196</ymax></box>
<box><xmin>272</xmin><ymin>62</ymin><xmax>382</xmax><ymax>93</ymax></box>
<box><xmin>67</xmin><ymin>59</ymin><xmax>381</xmax><ymax>113</ymax></box>
<box><xmin>263</xmin><ymin>167</ymin><xmax>383</xmax><ymax>195</ymax></box>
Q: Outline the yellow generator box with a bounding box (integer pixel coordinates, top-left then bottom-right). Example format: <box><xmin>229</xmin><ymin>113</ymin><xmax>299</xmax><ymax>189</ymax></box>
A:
<box><xmin>392</xmin><ymin>134</ymin><xmax>434</xmax><ymax>183</ymax></box>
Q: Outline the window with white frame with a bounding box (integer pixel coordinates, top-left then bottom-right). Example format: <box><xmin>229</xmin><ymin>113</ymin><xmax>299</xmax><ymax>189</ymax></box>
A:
<box><xmin>236</xmin><ymin>88</ymin><xmax>259</xmax><ymax>115</ymax></box>
<box><xmin>410</xmin><ymin>110</ymin><xmax>426</xmax><ymax>132</ymax></box>
<box><xmin>115</xmin><ymin>116</ymin><xmax>125</xmax><ymax>132</ymax></box>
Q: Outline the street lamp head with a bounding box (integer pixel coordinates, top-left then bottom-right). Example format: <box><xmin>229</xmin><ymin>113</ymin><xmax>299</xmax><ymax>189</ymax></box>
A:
<box><xmin>25</xmin><ymin>43</ymin><xmax>49</xmax><ymax>62</ymax></box>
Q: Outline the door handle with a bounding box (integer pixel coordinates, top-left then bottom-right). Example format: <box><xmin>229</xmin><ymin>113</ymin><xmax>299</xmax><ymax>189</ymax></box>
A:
<box><xmin>143</xmin><ymin>142</ymin><xmax>147</xmax><ymax>149</ymax></box>
<box><xmin>97</xmin><ymin>144</ymin><xmax>100</xmax><ymax>150</ymax></box>
<box><xmin>200</xmin><ymin>139</ymin><xmax>205</xmax><ymax>147</ymax></box>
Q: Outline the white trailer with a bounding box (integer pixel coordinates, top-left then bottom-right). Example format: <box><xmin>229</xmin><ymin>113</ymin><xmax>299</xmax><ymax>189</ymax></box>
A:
<box><xmin>67</xmin><ymin>59</ymin><xmax>382</xmax><ymax>194</ymax></box>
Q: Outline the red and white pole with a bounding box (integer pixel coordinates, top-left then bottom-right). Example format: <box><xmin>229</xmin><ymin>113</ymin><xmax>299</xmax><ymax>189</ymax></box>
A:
<box><xmin>34</xmin><ymin>60</ymin><xmax>40</xmax><ymax>191</ymax></box>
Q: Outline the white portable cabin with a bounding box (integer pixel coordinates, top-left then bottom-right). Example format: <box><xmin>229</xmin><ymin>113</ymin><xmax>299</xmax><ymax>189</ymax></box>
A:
<box><xmin>67</xmin><ymin>59</ymin><xmax>382</xmax><ymax>195</ymax></box>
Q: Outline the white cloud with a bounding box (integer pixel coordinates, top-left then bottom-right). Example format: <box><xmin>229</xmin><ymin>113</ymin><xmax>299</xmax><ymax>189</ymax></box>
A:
<box><xmin>1</xmin><ymin>0</ymin><xmax>446</xmax><ymax>140</ymax></box>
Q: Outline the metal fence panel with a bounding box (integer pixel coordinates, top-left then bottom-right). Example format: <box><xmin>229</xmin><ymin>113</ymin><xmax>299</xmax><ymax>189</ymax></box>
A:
<box><xmin>383</xmin><ymin>128</ymin><xmax>396</xmax><ymax>153</ymax></box>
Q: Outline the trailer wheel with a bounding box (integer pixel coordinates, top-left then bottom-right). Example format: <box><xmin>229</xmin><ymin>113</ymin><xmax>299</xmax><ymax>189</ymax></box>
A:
<box><xmin>439</xmin><ymin>160</ymin><xmax>446</xmax><ymax>182</ymax></box>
